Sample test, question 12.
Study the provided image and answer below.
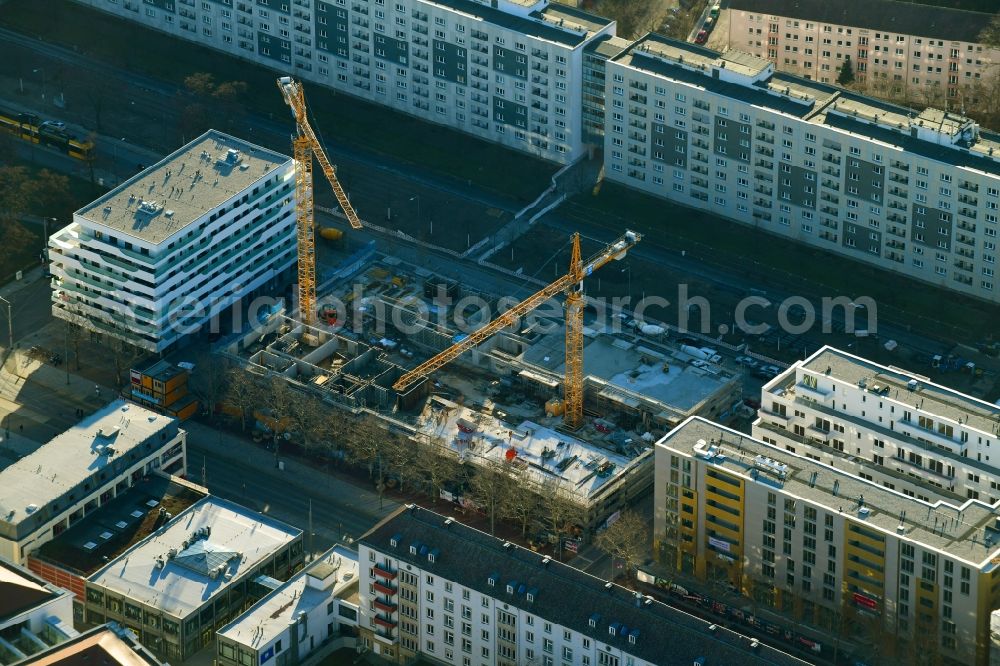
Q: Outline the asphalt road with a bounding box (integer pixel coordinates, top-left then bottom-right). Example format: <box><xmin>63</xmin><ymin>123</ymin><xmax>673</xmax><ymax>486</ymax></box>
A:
<box><xmin>183</xmin><ymin>420</ymin><xmax>400</xmax><ymax>556</ymax></box>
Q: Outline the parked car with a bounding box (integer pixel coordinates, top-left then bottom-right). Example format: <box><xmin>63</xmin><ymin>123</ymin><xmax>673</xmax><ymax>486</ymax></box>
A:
<box><xmin>41</xmin><ymin>120</ymin><xmax>66</xmax><ymax>131</ymax></box>
<box><xmin>735</xmin><ymin>355</ymin><xmax>759</xmax><ymax>368</ymax></box>
<box><xmin>695</xmin><ymin>29</ymin><xmax>708</xmax><ymax>44</ymax></box>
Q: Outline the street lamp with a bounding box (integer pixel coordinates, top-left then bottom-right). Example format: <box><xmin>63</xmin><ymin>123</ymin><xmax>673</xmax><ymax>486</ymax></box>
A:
<box><xmin>0</xmin><ymin>296</ymin><xmax>12</xmax><ymax>352</ymax></box>
<box><xmin>32</xmin><ymin>68</ymin><xmax>45</xmax><ymax>101</ymax></box>
<box><xmin>43</xmin><ymin>217</ymin><xmax>56</xmax><ymax>266</ymax></box>
<box><xmin>409</xmin><ymin>195</ymin><xmax>428</xmax><ymax>235</ymax></box>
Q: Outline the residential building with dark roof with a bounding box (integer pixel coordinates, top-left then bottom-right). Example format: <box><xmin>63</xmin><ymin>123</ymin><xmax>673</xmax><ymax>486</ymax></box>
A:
<box><xmin>722</xmin><ymin>0</ymin><xmax>1000</xmax><ymax>102</ymax></box>
<box><xmin>357</xmin><ymin>504</ymin><xmax>808</xmax><ymax>665</ymax></box>
<box><xmin>70</xmin><ymin>0</ymin><xmax>617</xmax><ymax>165</ymax></box>
<box><xmin>604</xmin><ymin>33</ymin><xmax>1000</xmax><ymax>305</ymax></box>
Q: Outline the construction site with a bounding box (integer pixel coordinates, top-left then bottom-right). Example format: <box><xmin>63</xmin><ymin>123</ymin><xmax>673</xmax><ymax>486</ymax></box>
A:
<box><xmin>223</xmin><ymin>252</ymin><xmax>742</xmax><ymax>537</ymax></box>
<box><xmin>208</xmin><ymin>77</ymin><xmax>744</xmax><ymax>539</ymax></box>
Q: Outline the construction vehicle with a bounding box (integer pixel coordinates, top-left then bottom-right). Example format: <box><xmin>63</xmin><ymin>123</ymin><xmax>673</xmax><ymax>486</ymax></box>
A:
<box><xmin>276</xmin><ymin>76</ymin><xmax>363</xmax><ymax>326</ymax></box>
<box><xmin>392</xmin><ymin>230</ymin><xmax>642</xmax><ymax>428</ymax></box>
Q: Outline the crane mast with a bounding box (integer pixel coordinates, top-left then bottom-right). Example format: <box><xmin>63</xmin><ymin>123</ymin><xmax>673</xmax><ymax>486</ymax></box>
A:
<box><xmin>277</xmin><ymin>76</ymin><xmax>362</xmax><ymax>325</ymax></box>
<box><xmin>392</xmin><ymin>230</ymin><xmax>641</xmax><ymax>427</ymax></box>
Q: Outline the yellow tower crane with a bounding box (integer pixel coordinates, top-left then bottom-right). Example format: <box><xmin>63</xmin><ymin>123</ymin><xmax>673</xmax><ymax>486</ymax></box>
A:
<box><xmin>277</xmin><ymin>76</ymin><xmax>363</xmax><ymax>326</ymax></box>
<box><xmin>392</xmin><ymin>230</ymin><xmax>641</xmax><ymax>428</ymax></box>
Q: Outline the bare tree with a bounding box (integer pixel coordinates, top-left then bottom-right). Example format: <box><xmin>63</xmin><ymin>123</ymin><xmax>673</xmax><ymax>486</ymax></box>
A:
<box><xmin>415</xmin><ymin>437</ymin><xmax>462</xmax><ymax>501</ymax></box>
<box><xmin>64</xmin><ymin>321</ymin><xmax>85</xmax><ymax>371</ymax></box>
<box><xmin>226</xmin><ymin>368</ymin><xmax>262</xmax><ymax>432</ymax></box>
<box><xmin>979</xmin><ymin>14</ymin><xmax>1000</xmax><ymax>49</ymax></box>
<box><xmin>536</xmin><ymin>479</ymin><xmax>583</xmax><ymax>560</ymax></box>
<box><xmin>467</xmin><ymin>459</ymin><xmax>517</xmax><ymax>535</ymax></box>
<box><xmin>593</xmin><ymin>510</ymin><xmax>649</xmax><ymax>581</ymax></box>
<box><xmin>344</xmin><ymin>415</ymin><xmax>403</xmax><ymax>508</ymax></box>
<box><xmin>104</xmin><ymin>311</ymin><xmax>143</xmax><ymax>389</ymax></box>
<box><xmin>505</xmin><ymin>466</ymin><xmax>541</xmax><ymax>537</ymax></box>
<box><xmin>188</xmin><ymin>351</ymin><xmax>229</xmax><ymax>418</ymax></box>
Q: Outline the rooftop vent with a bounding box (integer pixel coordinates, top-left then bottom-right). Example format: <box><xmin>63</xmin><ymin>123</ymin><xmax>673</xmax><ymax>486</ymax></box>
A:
<box><xmin>138</xmin><ymin>200</ymin><xmax>162</xmax><ymax>215</ymax></box>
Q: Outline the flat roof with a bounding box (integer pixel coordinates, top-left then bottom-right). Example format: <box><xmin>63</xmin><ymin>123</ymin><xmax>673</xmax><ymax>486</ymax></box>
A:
<box><xmin>614</xmin><ymin>33</ymin><xmax>1000</xmax><ymax>177</ymax></box>
<box><xmin>0</xmin><ymin>400</ymin><xmax>180</xmax><ymax>529</ymax></box>
<box><xmin>361</xmin><ymin>505</ymin><xmax>809</xmax><ymax>665</ymax></box>
<box><xmin>88</xmin><ymin>497</ymin><xmax>301</xmax><ymax>618</ymax></box>
<box><xmin>217</xmin><ymin>545</ymin><xmax>358</xmax><ymax>647</ymax></box>
<box><xmin>584</xmin><ymin>34</ymin><xmax>631</xmax><ymax>59</ymax></box>
<box><xmin>796</xmin><ymin>346</ymin><xmax>1000</xmax><ymax>438</ymax></box>
<box><xmin>36</xmin><ymin>477</ymin><xmax>205</xmax><ymax>576</ymax></box>
<box><xmin>522</xmin><ymin>331</ymin><xmax>735</xmax><ymax>413</ymax></box>
<box><xmin>415</xmin><ymin>397</ymin><xmax>648</xmax><ymax>503</ymax></box>
<box><xmin>76</xmin><ymin>130</ymin><xmax>290</xmax><ymax>245</ymax></box>
<box><xmin>661</xmin><ymin>417</ymin><xmax>1000</xmax><ymax>566</ymax></box>
<box><xmin>0</xmin><ymin>558</ymin><xmax>66</xmax><ymax>624</ymax></box>
<box><xmin>17</xmin><ymin>625</ymin><xmax>163</xmax><ymax>666</ymax></box>
<box><xmin>420</xmin><ymin>0</ymin><xmax>611</xmax><ymax>48</ymax></box>
<box><xmin>728</xmin><ymin>0</ymin><xmax>993</xmax><ymax>43</ymax></box>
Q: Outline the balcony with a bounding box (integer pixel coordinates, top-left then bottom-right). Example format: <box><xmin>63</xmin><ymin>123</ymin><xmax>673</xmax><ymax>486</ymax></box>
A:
<box><xmin>755</xmin><ymin>133</ymin><xmax>774</xmax><ymax>144</ymax></box>
<box><xmin>821</xmin><ymin>179</ymin><xmax>840</xmax><ymax>191</ymax></box>
<box><xmin>889</xmin><ymin>160</ymin><xmax>909</xmax><ymax>172</ymax></box>
<box><xmin>373</xmin><ymin>565</ymin><xmax>397</xmax><ymax>580</ymax></box>
<box><xmin>373</xmin><ymin>581</ymin><xmax>397</xmax><ymax>596</ymax></box>
<box><xmin>888</xmin><ymin>174</ymin><xmax>908</xmax><ymax>184</ymax></box>
<box><xmin>958</xmin><ymin>181</ymin><xmax>979</xmax><ymax>192</ymax></box>
<box><xmin>888</xmin><ymin>188</ymin><xmax>907</xmax><ymax>198</ymax></box>
<box><xmin>373</xmin><ymin>598</ymin><xmax>398</xmax><ymax>613</ymax></box>
<box><xmin>958</xmin><ymin>195</ymin><xmax>978</xmax><ymax>205</ymax></box>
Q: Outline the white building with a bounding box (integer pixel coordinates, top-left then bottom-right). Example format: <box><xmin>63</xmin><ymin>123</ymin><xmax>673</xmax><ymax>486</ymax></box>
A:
<box><xmin>755</xmin><ymin>346</ymin><xmax>1000</xmax><ymax>507</ymax></box>
<box><xmin>604</xmin><ymin>34</ymin><xmax>1000</xmax><ymax>304</ymax></box>
<box><xmin>356</xmin><ymin>504</ymin><xmax>808</xmax><ymax>665</ymax></box>
<box><xmin>216</xmin><ymin>545</ymin><xmax>360</xmax><ymax>666</ymax></box>
<box><xmin>656</xmin><ymin>416</ymin><xmax>1000</xmax><ymax>666</ymax></box>
<box><xmin>0</xmin><ymin>557</ymin><xmax>77</xmax><ymax>660</ymax></box>
<box><xmin>0</xmin><ymin>400</ymin><xmax>186</xmax><ymax>565</ymax></box>
<box><xmin>50</xmin><ymin>130</ymin><xmax>296</xmax><ymax>353</ymax></box>
<box><xmin>71</xmin><ymin>0</ymin><xmax>617</xmax><ymax>164</ymax></box>
<box><xmin>723</xmin><ymin>0</ymin><xmax>1000</xmax><ymax>104</ymax></box>
<box><xmin>83</xmin><ymin>496</ymin><xmax>304</xmax><ymax>662</ymax></box>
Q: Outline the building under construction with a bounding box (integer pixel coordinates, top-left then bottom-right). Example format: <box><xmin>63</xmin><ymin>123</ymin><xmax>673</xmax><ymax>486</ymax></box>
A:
<box><xmin>225</xmin><ymin>255</ymin><xmax>741</xmax><ymax>538</ymax></box>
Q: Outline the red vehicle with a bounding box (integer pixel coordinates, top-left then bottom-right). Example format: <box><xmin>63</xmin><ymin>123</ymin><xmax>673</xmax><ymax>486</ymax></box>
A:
<box><xmin>695</xmin><ymin>29</ymin><xmax>708</xmax><ymax>44</ymax></box>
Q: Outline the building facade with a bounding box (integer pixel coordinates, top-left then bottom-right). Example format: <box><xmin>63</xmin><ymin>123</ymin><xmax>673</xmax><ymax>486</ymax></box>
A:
<box><xmin>72</xmin><ymin>0</ymin><xmax>616</xmax><ymax>164</ymax></box>
<box><xmin>0</xmin><ymin>557</ymin><xmax>76</xmax><ymax>659</ymax></box>
<box><xmin>83</xmin><ymin>497</ymin><xmax>304</xmax><ymax>662</ymax></box>
<box><xmin>655</xmin><ymin>416</ymin><xmax>1000</xmax><ymax>666</ymax></box>
<box><xmin>357</xmin><ymin>504</ymin><xmax>807</xmax><ymax>666</ymax></box>
<box><xmin>604</xmin><ymin>34</ymin><xmax>1000</xmax><ymax>304</ymax></box>
<box><xmin>16</xmin><ymin>624</ymin><xmax>165</xmax><ymax>666</ymax></box>
<box><xmin>724</xmin><ymin>0</ymin><xmax>1000</xmax><ymax>104</ymax></box>
<box><xmin>216</xmin><ymin>545</ymin><xmax>359</xmax><ymax>666</ymax></box>
<box><xmin>0</xmin><ymin>400</ymin><xmax>186</xmax><ymax>565</ymax></box>
<box><xmin>50</xmin><ymin>130</ymin><xmax>296</xmax><ymax>353</ymax></box>
<box><xmin>755</xmin><ymin>346</ymin><xmax>1000</xmax><ymax>507</ymax></box>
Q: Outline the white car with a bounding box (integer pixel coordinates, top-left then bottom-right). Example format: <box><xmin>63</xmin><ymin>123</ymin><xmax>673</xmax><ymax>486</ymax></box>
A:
<box><xmin>41</xmin><ymin>120</ymin><xmax>66</xmax><ymax>130</ymax></box>
<box><xmin>735</xmin><ymin>355</ymin><xmax>759</xmax><ymax>368</ymax></box>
